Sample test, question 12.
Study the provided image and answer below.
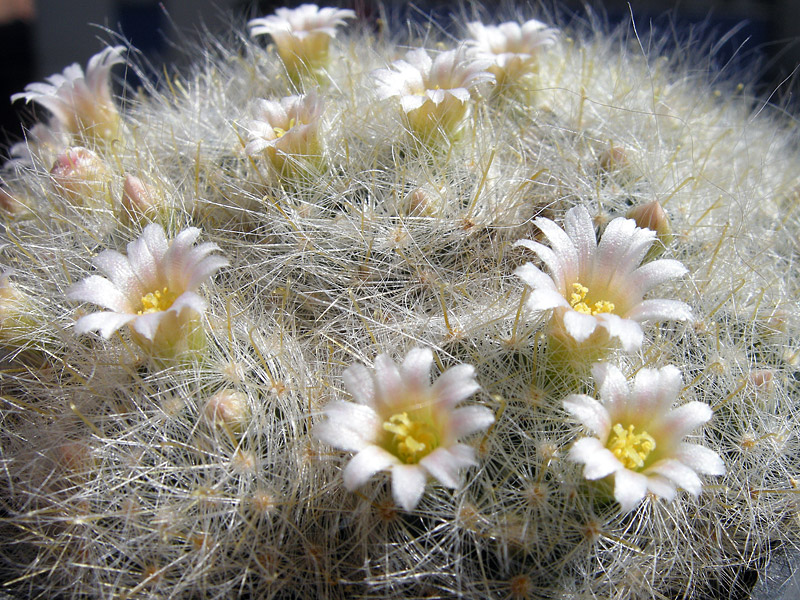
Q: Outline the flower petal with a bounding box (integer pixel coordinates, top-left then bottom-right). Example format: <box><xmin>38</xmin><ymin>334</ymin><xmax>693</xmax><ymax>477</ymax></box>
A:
<box><xmin>674</xmin><ymin>442</ymin><xmax>725</xmax><ymax>476</ymax></box>
<box><xmin>315</xmin><ymin>401</ymin><xmax>379</xmax><ymax>451</ymax></box>
<box><xmin>342</xmin><ymin>445</ymin><xmax>398</xmax><ymax>490</ymax></box>
<box><xmin>569</xmin><ymin>437</ymin><xmax>621</xmax><ymax>479</ymax></box>
<box><xmin>656</xmin><ymin>402</ymin><xmax>713</xmax><ymax>440</ymax></box>
<box><xmin>420</xmin><ymin>446</ymin><xmax>473</xmax><ymax>488</ymax></box>
<box><xmin>68</xmin><ymin>275</ymin><xmax>133</xmax><ymax>313</ymax></box>
<box><xmin>645</xmin><ymin>474</ymin><xmax>677</xmax><ymax>501</ymax></box>
<box><xmin>646</xmin><ymin>458</ymin><xmax>703</xmax><ymax>496</ymax></box>
<box><xmin>613</xmin><ymin>468</ymin><xmax>648</xmax><ymax>512</ymax></box>
<box><xmin>74</xmin><ymin>311</ymin><xmax>135</xmax><ymax>338</ymax></box>
<box><xmin>342</xmin><ymin>363</ymin><xmax>376</xmax><ymax>406</ymax></box>
<box><xmin>625</xmin><ymin>299</ymin><xmax>693</xmax><ymax>323</ymax></box>
<box><xmin>563</xmin><ymin>205</ymin><xmax>596</xmax><ymax>278</ymax></box>
<box><xmin>431</xmin><ymin>364</ymin><xmax>479</xmax><ymax>408</ymax></box>
<box><xmin>561</xmin><ymin>309</ymin><xmax>598</xmax><ymax>342</ymax></box>
<box><xmin>392</xmin><ymin>464</ymin><xmax>428</xmax><ymax>511</ymax></box>
<box><xmin>449</xmin><ymin>405</ymin><xmax>494</xmax><ymax>438</ymax></box>
<box><xmin>563</xmin><ymin>394</ymin><xmax>611</xmax><ymax>439</ymax></box>
<box><xmin>400</xmin><ymin>347</ymin><xmax>433</xmax><ymax>390</ymax></box>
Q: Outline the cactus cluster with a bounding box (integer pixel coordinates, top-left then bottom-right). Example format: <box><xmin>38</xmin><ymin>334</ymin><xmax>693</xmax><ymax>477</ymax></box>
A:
<box><xmin>0</xmin><ymin>3</ymin><xmax>798</xmax><ymax>599</ymax></box>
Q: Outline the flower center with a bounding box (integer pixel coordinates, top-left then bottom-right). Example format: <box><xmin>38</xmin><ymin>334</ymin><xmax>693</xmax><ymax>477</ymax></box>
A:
<box><xmin>569</xmin><ymin>282</ymin><xmax>616</xmax><ymax>315</ymax></box>
<box><xmin>382</xmin><ymin>411</ymin><xmax>440</xmax><ymax>464</ymax></box>
<box><xmin>273</xmin><ymin>118</ymin><xmax>297</xmax><ymax>139</ymax></box>
<box><xmin>138</xmin><ymin>287</ymin><xmax>178</xmax><ymax>315</ymax></box>
<box><xmin>607</xmin><ymin>423</ymin><xmax>656</xmax><ymax>470</ymax></box>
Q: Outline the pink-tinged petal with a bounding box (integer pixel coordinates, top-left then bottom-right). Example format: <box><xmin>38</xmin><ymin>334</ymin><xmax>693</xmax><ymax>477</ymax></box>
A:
<box><xmin>140</xmin><ymin>223</ymin><xmax>169</xmax><ymax>262</ymax></box>
<box><xmin>448</xmin><ymin>405</ymin><xmax>494</xmax><ymax>438</ymax></box>
<box><xmin>656</xmin><ymin>402</ymin><xmax>713</xmax><ymax>440</ymax></box>
<box><xmin>593</xmin><ymin>218</ymin><xmax>652</xmax><ymax>285</ymax></box>
<box><xmin>514</xmin><ymin>239</ymin><xmax>565</xmax><ymax>290</ymax></box>
<box><xmin>631</xmin><ymin>365</ymin><xmax>682</xmax><ymax>417</ymax></box>
<box><xmin>405</xmin><ymin>48</ymin><xmax>432</xmax><ymax>74</ymax></box>
<box><xmin>563</xmin><ymin>394</ymin><xmax>611</xmax><ymax>439</ymax></box>
<box><xmin>373</xmin><ymin>353</ymin><xmax>403</xmax><ymax>408</ymax></box>
<box><xmin>186</xmin><ymin>256</ymin><xmax>229</xmax><ymax>291</ymax></box>
<box><xmin>563</xmin><ymin>205</ymin><xmax>596</xmax><ymax>277</ymax></box>
<box><xmin>645</xmin><ymin>474</ymin><xmax>677</xmax><ymax>501</ymax></box>
<box><xmin>129</xmin><ymin>311</ymin><xmax>166</xmax><ymax>342</ymax></box>
<box><xmin>430</xmin><ymin>364</ymin><xmax>479</xmax><ymax>408</ymax></box>
<box><xmin>168</xmin><ymin>291</ymin><xmax>207</xmax><ymax>317</ymax></box>
<box><xmin>646</xmin><ymin>458</ymin><xmax>702</xmax><ymax>496</ymax></box>
<box><xmin>613</xmin><ymin>468</ymin><xmax>648</xmax><ymax>512</ymax></box>
<box><xmin>526</xmin><ymin>288</ymin><xmax>569</xmax><ymax>312</ymax></box>
<box><xmin>126</xmin><ymin>233</ymin><xmax>160</xmax><ymax>289</ymax></box>
<box><xmin>625</xmin><ymin>299</ymin><xmax>693</xmax><ymax>323</ymax></box>
<box><xmin>561</xmin><ymin>309</ymin><xmax>598</xmax><ymax>342</ymax></box>
<box><xmin>596</xmin><ymin>313</ymin><xmax>643</xmax><ymax>352</ymax></box>
<box><xmin>315</xmin><ymin>401</ymin><xmax>379</xmax><ymax>451</ymax></box>
<box><xmin>674</xmin><ymin>443</ymin><xmax>725</xmax><ymax>476</ymax></box>
<box><xmin>391</xmin><ymin>464</ymin><xmax>428</xmax><ymax>511</ymax></box>
<box><xmin>629</xmin><ymin>259</ymin><xmax>688</xmax><ymax>296</ymax></box>
<box><xmin>569</xmin><ymin>437</ymin><xmax>620</xmax><ymax>479</ymax></box>
<box><xmin>92</xmin><ymin>250</ymin><xmax>142</xmax><ymax>300</ymax></box>
<box><xmin>343</xmin><ymin>445</ymin><xmax>398</xmax><ymax>490</ymax></box>
<box><xmin>420</xmin><ymin>447</ymin><xmax>468</xmax><ymax>488</ymax></box>
<box><xmin>592</xmin><ymin>363</ymin><xmax>629</xmax><ymax>419</ymax></box>
<box><xmin>534</xmin><ymin>216</ymin><xmax>578</xmax><ymax>282</ymax></box>
<box><xmin>68</xmin><ymin>275</ymin><xmax>133</xmax><ymax>313</ymax></box>
<box><xmin>342</xmin><ymin>363</ymin><xmax>375</xmax><ymax>406</ymax></box>
<box><xmin>74</xmin><ymin>311</ymin><xmax>136</xmax><ymax>338</ymax></box>
<box><xmin>400</xmin><ymin>347</ymin><xmax>433</xmax><ymax>390</ymax></box>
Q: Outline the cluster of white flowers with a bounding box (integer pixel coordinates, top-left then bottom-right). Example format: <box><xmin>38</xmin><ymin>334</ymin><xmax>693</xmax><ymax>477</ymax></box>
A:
<box><xmin>0</xmin><ymin>4</ymin><xmax>797</xmax><ymax>600</ymax></box>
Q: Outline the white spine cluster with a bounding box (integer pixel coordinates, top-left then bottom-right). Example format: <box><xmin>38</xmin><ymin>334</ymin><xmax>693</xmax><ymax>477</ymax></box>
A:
<box><xmin>0</xmin><ymin>4</ymin><xmax>798</xmax><ymax>599</ymax></box>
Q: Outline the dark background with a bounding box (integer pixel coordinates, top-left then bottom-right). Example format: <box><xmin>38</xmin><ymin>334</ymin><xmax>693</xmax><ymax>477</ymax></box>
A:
<box><xmin>2</xmin><ymin>0</ymin><xmax>799</xmax><ymax>156</ymax></box>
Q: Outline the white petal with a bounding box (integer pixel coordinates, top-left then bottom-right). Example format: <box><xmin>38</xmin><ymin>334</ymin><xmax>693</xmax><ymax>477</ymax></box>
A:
<box><xmin>92</xmin><ymin>250</ymin><xmax>142</xmax><ymax>299</ymax></box>
<box><xmin>613</xmin><ymin>468</ymin><xmax>648</xmax><ymax>512</ymax></box>
<box><xmin>629</xmin><ymin>259</ymin><xmax>688</xmax><ymax>295</ymax></box>
<box><xmin>631</xmin><ymin>365</ymin><xmax>682</xmax><ymax>417</ymax></box>
<box><xmin>526</xmin><ymin>288</ymin><xmax>569</xmax><ymax>312</ymax></box>
<box><xmin>534</xmin><ymin>216</ymin><xmax>579</xmax><ymax>282</ymax></box>
<box><xmin>67</xmin><ymin>275</ymin><xmax>133</xmax><ymax>312</ymax></box>
<box><xmin>431</xmin><ymin>364</ymin><xmax>479</xmax><ymax>408</ymax></box>
<box><xmin>596</xmin><ymin>313</ymin><xmax>643</xmax><ymax>352</ymax></box>
<box><xmin>186</xmin><ymin>256</ymin><xmax>229</xmax><ymax>291</ymax></box>
<box><xmin>400</xmin><ymin>347</ymin><xmax>433</xmax><ymax>389</ymax></box>
<box><xmin>626</xmin><ymin>299</ymin><xmax>693</xmax><ymax>323</ymax></box>
<box><xmin>391</xmin><ymin>464</ymin><xmax>428</xmax><ymax>511</ymax></box>
<box><xmin>373</xmin><ymin>353</ymin><xmax>403</xmax><ymax>408</ymax></box>
<box><xmin>564</xmin><ymin>205</ymin><xmax>596</xmax><ymax>277</ymax></box>
<box><xmin>449</xmin><ymin>405</ymin><xmax>494</xmax><ymax>438</ymax></box>
<box><xmin>399</xmin><ymin>94</ymin><xmax>427</xmax><ymax>113</ymax></box>
<box><xmin>592</xmin><ymin>363</ymin><xmax>629</xmax><ymax>419</ymax></box>
<box><xmin>569</xmin><ymin>437</ymin><xmax>621</xmax><ymax>479</ymax></box>
<box><xmin>561</xmin><ymin>309</ymin><xmax>598</xmax><ymax>342</ymax></box>
<box><xmin>74</xmin><ymin>311</ymin><xmax>135</xmax><ymax>338</ymax></box>
<box><xmin>343</xmin><ymin>445</ymin><xmax>398</xmax><ymax>490</ymax></box>
<box><xmin>563</xmin><ymin>394</ymin><xmax>610</xmax><ymax>439</ymax></box>
<box><xmin>674</xmin><ymin>443</ymin><xmax>725</xmax><ymax>476</ymax></box>
<box><xmin>657</xmin><ymin>402</ymin><xmax>713</xmax><ymax>440</ymax></box>
<box><xmin>420</xmin><ymin>447</ymin><xmax>470</xmax><ymax>488</ymax></box>
<box><xmin>645</xmin><ymin>474</ymin><xmax>677</xmax><ymax>501</ymax></box>
<box><xmin>647</xmin><ymin>458</ymin><xmax>702</xmax><ymax>496</ymax></box>
<box><xmin>342</xmin><ymin>363</ymin><xmax>375</xmax><ymax>406</ymax></box>
<box><xmin>315</xmin><ymin>401</ymin><xmax>379</xmax><ymax>451</ymax></box>
<box><xmin>169</xmin><ymin>291</ymin><xmax>207</xmax><ymax>317</ymax></box>
<box><xmin>514</xmin><ymin>239</ymin><xmax>565</xmax><ymax>290</ymax></box>
<box><xmin>129</xmin><ymin>311</ymin><xmax>165</xmax><ymax>342</ymax></box>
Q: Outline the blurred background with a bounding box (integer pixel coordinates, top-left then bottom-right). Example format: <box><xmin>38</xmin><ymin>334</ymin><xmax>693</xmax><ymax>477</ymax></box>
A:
<box><xmin>1</xmin><ymin>0</ymin><xmax>799</xmax><ymax>155</ymax></box>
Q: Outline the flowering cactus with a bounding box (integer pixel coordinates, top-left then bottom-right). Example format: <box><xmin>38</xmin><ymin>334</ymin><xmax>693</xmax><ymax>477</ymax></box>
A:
<box><xmin>0</xmin><ymin>4</ymin><xmax>798</xmax><ymax>600</ymax></box>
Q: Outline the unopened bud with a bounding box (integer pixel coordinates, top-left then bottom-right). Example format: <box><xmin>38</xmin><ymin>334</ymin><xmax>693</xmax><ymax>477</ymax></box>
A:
<box><xmin>121</xmin><ymin>174</ymin><xmax>163</xmax><ymax>221</ymax></box>
<box><xmin>50</xmin><ymin>147</ymin><xmax>110</xmax><ymax>206</ymax></box>
<box><xmin>627</xmin><ymin>200</ymin><xmax>673</xmax><ymax>260</ymax></box>
<box><xmin>204</xmin><ymin>389</ymin><xmax>249</xmax><ymax>432</ymax></box>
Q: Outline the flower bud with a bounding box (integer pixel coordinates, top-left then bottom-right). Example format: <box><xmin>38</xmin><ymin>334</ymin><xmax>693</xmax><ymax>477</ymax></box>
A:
<box><xmin>627</xmin><ymin>200</ymin><xmax>673</xmax><ymax>260</ymax></box>
<box><xmin>50</xmin><ymin>147</ymin><xmax>110</xmax><ymax>206</ymax></box>
<box><xmin>120</xmin><ymin>174</ymin><xmax>163</xmax><ymax>221</ymax></box>
<box><xmin>204</xmin><ymin>390</ymin><xmax>249</xmax><ymax>432</ymax></box>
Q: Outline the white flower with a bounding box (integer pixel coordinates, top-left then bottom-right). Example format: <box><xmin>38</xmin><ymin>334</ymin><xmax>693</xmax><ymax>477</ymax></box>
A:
<box><xmin>244</xmin><ymin>91</ymin><xmax>324</xmax><ymax>161</ymax></box>
<box><xmin>68</xmin><ymin>224</ymin><xmax>228</xmax><ymax>353</ymax></box>
<box><xmin>248</xmin><ymin>4</ymin><xmax>355</xmax><ymax>74</ymax></box>
<box><xmin>466</xmin><ymin>19</ymin><xmax>558</xmax><ymax>82</ymax></box>
<box><xmin>11</xmin><ymin>46</ymin><xmax>125</xmax><ymax>140</ymax></box>
<box><xmin>373</xmin><ymin>46</ymin><xmax>495</xmax><ymax>138</ymax></box>
<box><xmin>315</xmin><ymin>348</ymin><xmax>494</xmax><ymax>511</ymax></box>
<box><xmin>564</xmin><ymin>363</ymin><xmax>725</xmax><ymax>512</ymax></box>
<box><xmin>514</xmin><ymin>205</ymin><xmax>692</xmax><ymax>352</ymax></box>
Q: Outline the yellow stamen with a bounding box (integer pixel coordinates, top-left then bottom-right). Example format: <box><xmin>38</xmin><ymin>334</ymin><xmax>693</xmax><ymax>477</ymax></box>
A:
<box><xmin>382</xmin><ymin>411</ymin><xmax>440</xmax><ymax>464</ymax></box>
<box><xmin>273</xmin><ymin>118</ymin><xmax>297</xmax><ymax>139</ymax></box>
<box><xmin>138</xmin><ymin>287</ymin><xmax>177</xmax><ymax>315</ymax></box>
<box><xmin>607</xmin><ymin>423</ymin><xmax>656</xmax><ymax>469</ymax></box>
<box><xmin>569</xmin><ymin>282</ymin><xmax>616</xmax><ymax>315</ymax></box>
